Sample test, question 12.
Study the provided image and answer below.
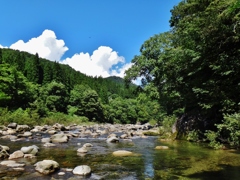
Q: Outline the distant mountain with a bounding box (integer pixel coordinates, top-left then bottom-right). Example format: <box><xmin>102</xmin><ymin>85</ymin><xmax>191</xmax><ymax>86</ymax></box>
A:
<box><xmin>105</xmin><ymin>76</ymin><xmax>125</xmax><ymax>84</ymax></box>
<box><xmin>105</xmin><ymin>76</ymin><xmax>137</xmax><ymax>87</ymax></box>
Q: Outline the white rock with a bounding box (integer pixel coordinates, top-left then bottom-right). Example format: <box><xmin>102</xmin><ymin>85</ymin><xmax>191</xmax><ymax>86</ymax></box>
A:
<box><xmin>72</xmin><ymin>165</ymin><xmax>91</xmax><ymax>176</ymax></box>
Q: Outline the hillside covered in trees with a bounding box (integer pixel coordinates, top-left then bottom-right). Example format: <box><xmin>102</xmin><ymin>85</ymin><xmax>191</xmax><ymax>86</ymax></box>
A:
<box><xmin>125</xmin><ymin>0</ymin><xmax>240</xmax><ymax>148</ymax></box>
<box><xmin>0</xmin><ymin>47</ymin><xmax>162</xmax><ymax>125</ymax></box>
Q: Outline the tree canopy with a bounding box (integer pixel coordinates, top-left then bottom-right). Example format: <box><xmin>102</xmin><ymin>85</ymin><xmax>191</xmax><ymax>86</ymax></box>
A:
<box><xmin>125</xmin><ymin>0</ymin><xmax>240</xmax><ymax>127</ymax></box>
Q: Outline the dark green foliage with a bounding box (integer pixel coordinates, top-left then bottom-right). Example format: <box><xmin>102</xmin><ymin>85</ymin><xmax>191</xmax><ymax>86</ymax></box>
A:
<box><xmin>125</xmin><ymin>0</ymin><xmax>240</xmax><ymax>123</ymax></box>
<box><xmin>0</xmin><ymin>63</ymin><xmax>37</xmax><ymax>108</ymax></box>
<box><xmin>0</xmin><ymin>48</ymin><xmax>2</xmax><ymax>64</ymax></box>
<box><xmin>68</xmin><ymin>84</ymin><xmax>104</xmax><ymax>122</ymax></box>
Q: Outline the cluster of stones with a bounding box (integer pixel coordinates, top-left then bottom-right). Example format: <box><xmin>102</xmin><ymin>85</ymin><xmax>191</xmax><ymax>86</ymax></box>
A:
<box><xmin>0</xmin><ymin>122</ymin><xmax>168</xmax><ymax>178</ymax></box>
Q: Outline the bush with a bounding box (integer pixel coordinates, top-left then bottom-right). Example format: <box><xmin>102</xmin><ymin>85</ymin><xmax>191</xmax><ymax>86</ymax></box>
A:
<box><xmin>0</xmin><ymin>108</ymin><xmax>38</xmax><ymax>126</ymax></box>
<box><xmin>204</xmin><ymin>130</ymin><xmax>223</xmax><ymax>149</ymax></box>
<box><xmin>187</xmin><ymin>130</ymin><xmax>200</xmax><ymax>142</ymax></box>
<box><xmin>41</xmin><ymin>112</ymin><xmax>90</xmax><ymax>125</ymax></box>
<box><xmin>161</xmin><ymin>115</ymin><xmax>177</xmax><ymax>133</ymax></box>
<box><xmin>158</xmin><ymin>115</ymin><xmax>177</xmax><ymax>139</ymax></box>
<box><xmin>216</xmin><ymin>113</ymin><xmax>240</xmax><ymax>148</ymax></box>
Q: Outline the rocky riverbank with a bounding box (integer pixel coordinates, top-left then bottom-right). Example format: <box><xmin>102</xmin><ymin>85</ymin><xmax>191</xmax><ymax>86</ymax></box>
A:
<box><xmin>0</xmin><ymin>122</ymin><xmax>161</xmax><ymax>179</ymax></box>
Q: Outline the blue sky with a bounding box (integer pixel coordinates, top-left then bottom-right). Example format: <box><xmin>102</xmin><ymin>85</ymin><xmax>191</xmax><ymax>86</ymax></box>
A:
<box><xmin>0</xmin><ymin>0</ymin><xmax>181</xmax><ymax>78</ymax></box>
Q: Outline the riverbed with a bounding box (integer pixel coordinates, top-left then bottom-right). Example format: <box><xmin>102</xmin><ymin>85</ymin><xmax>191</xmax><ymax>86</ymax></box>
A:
<box><xmin>1</xmin><ymin>135</ymin><xmax>240</xmax><ymax>179</ymax></box>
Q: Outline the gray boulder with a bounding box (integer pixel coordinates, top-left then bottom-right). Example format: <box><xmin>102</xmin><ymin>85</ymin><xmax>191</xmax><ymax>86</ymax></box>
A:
<box><xmin>50</xmin><ymin>134</ymin><xmax>68</xmax><ymax>143</ymax></box>
<box><xmin>21</xmin><ymin>145</ymin><xmax>39</xmax><ymax>155</ymax></box>
<box><xmin>0</xmin><ymin>145</ymin><xmax>10</xmax><ymax>159</ymax></box>
<box><xmin>106</xmin><ymin>136</ymin><xmax>119</xmax><ymax>143</ymax></box>
<box><xmin>8</xmin><ymin>123</ymin><xmax>17</xmax><ymax>129</ymax></box>
<box><xmin>34</xmin><ymin>160</ymin><xmax>59</xmax><ymax>175</ymax></box>
<box><xmin>16</xmin><ymin>125</ymin><xmax>30</xmax><ymax>133</ymax></box>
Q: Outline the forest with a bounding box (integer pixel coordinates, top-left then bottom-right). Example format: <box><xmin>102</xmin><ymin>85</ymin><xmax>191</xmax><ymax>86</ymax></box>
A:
<box><xmin>1</xmin><ymin>0</ymin><xmax>240</xmax><ymax>148</ymax></box>
<box><xmin>124</xmin><ymin>0</ymin><xmax>240</xmax><ymax>148</ymax></box>
<box><xmin>0</xmin><ymin>47</ymin><xmax>162</xmax><ymax>126</ymax></box>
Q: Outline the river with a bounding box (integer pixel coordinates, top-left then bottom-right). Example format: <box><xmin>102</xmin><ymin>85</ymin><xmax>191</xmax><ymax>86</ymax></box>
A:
<box><xmin>1</xmin><ymin>136</ymin><xmax>240</xmax><ymax>179</ymax></box>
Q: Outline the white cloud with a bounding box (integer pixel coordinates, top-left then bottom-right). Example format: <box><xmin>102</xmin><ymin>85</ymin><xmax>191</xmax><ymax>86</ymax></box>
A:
<box><xmin>9</xmin><ymin>29</ymin><xmax>68</xmax><ymax>61</ymax></box>
<box><xmin>4</xmin><ymin>29</ymin><xmax>133</xmax><ymax>78</ymax></box>
<box><xmin>0</xmin><ymin>44</ymin><xmax>7</xmax><ymax>48</ymax></box>
<box><xmin>62</xmin><ymin>46</ymin><xmax>131</xmax><ymax>78</ymax></box>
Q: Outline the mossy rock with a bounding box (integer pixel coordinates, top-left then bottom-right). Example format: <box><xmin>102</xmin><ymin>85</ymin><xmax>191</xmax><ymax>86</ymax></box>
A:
<box><xmin>143</xmin><ymin>131</ymin><xmax>159</xmax><ymax>136</ymax></box>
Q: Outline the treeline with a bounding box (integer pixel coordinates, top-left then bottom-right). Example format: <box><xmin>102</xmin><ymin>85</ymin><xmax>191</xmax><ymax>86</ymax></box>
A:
<box><xmin>0</xmin><ymin>48</ymin><xmax>162</xmax><ymax>125</ymax></box>
<box><xmin>125</xmin><ymin>0</ymin><xmax>240</xmax><ymax>148</ymax></box>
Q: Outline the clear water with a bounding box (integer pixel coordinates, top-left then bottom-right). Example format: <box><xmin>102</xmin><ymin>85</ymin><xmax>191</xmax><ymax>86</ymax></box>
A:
<box><xmin>1</xmin><ymin>136</ymin><xmax>240</xmax><ymax>179</ymax></box>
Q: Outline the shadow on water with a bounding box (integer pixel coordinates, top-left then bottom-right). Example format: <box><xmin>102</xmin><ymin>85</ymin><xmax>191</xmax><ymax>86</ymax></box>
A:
<box><xmin>186</xmin><ymin>165</ymin><xmax>240</xmax><ymax>180</ymax></box>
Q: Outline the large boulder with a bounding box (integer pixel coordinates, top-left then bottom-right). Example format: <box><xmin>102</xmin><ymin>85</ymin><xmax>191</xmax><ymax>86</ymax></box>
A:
<box><xmin>106</xmin><ymin>136</ymin><xmax>119</xmax><ymax>143</ymax></box>
<box><xmin>9</xmin><ymin>150</ymin><xmax>24</xmax><ymax>159</ymax></box>
<box><xmin>72</xmin><ymin>165</ymin><xmax>91</xmax><ymax>176</ymax></box>
<box><xmin>34</xmin><ymin>160</ymin><xmax>59</xmax><ymax>175</ymax></box>
<box><xmin>16</xmin><ymin>125</ymin><xmax>30</xmax><ymax>133</ymax></box>
<box><xmin>0</xmin><ymin>145</ymin><xmax>10</xmax><ymax>159</ymax></box>
<box><xmin>41</xmin><ymin>137</ymin><xmax>51</xmax><ymax>143</ymax></box>
<box><xmin>7</xmin><ymin>123</ymin><xmax>17</xmax><ymax>129</ymax></box>
<box><xmin>50</xmin><ymin>134</ymin><xmax>68</xmax><ymax>143</ymax></box>
<box><xmin>21</xmin><ymin>145</ymin><xmax>39</xmax><ymax>155</ymax></box>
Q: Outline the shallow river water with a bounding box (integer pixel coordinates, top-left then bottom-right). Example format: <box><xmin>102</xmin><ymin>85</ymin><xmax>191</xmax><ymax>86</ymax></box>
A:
<box><xmin>1</xmin><ymin>135</ymin><xmax>240</xmax><ymax>180</ymax></box>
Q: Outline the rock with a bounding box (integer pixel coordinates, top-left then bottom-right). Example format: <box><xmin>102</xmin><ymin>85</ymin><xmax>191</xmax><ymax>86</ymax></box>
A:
<box><xmin>0</xmin><ymin>145</ymin><xmax>10</xmax><ymax>152</ymax></box>
<box><xmin>0</xmin><ymin>146</ymin><xmax>9</xmax><ymax>159</ymax></box>
<box><xmin>83</xmin><ymin>143</ymin><xmax>93</xmax><ymax>148</ymax></box>
<box><xmin>0</xmin><ymin>125</ymin><xmax>7</xmax><ymax>131</ymax></box>
<box><xmin>9</xmin><ymin>150</ymin><xmax>24</xmax><ymax>159</ymax></box>
<box><xmin>7</xmin><ymin>128</ymin><xmax>16</xmax><ymax>135</ymax></box>
<box><xmin>8</xmin><ymin>123</ymin><xmax>17</xmax><ymax>129</ymax></box>
<box><xmin>58</xmin><ymin>172</ymin><xmax>65</xmax><ymax>176</ymax></box>
<box><xmin>106</xmin><ymin>136</ymin><xmax>119</xmax><ymax>143</ymax></box>
<box><xmin>155</xmin><ymin>146</ymin><xmax>169</xmax><ymax>150</ymax></box>
<box><xmin>23</xmin><ymin>131</ymin><xmax>32</xmax><ymax>137</ymax></box>
<box><xmin>48</xmin><ymin>130</ymin><xmax>57</xmax><ymax>134</ymax></box>
<box><xmin>77</xmin><ymin>147</ymin><xmax>88</xmax><ymax>153</ymax></box>
<box><xmin>107</xmin><ymin>133</ymin><xmax>118</xmax><ymax>138</ymax></box>
<box><xmin>72</xmin><ymin>165</ymin><xmax>91</xmax><ymax>176</ymax></box>
<box><xmin>21</xmin><ymin>145</ymin><xmax>39</xmax><ymax>155</ymax></box>
<box><xmin>50</xmin><ymin>134</ymin><xmax>68</xmax><ymax>143</ymax></box>
<box><xmin>120</xmin><ymin>134</ymin><xmax>128</xmax><ymax>139</ymax></box>
<box><xmin>112</xmin><ymin>150</ymin><xmax>133</xmax><ymax>156</ymax></box>
<box><xmin>16</xmin><ymin>125</ymin><xmax>30</xmax><ymax>133</ymax></box>
<box><xmin>34</xmin><ymin>160</ymin><xmax>59</xmax><ymax>175</ymax></box>
<box><xmin>7</xmin><ymin>162</ymin><xmax>25</xmax><ymax>168</ymax></box>
<box><xmin>41</xmin><ymin>137</ymin><xmax>51</xmax><ymax>143</ymax></box>
<box><xmin>24</xmin><ymin>154</ymin><xmax>36</xmax><ymax>158</ymax></box>
<box><xmin>0</xmin><ymin>160</ymin><xmax>17</xmax><ymax>165</ymax></box>
<box><xmin>52</xmin><ymin>123</ymin><xmax>66</xmax><ymax>131</ymax></box>
<box><xmin>43</xmin><ymin>143</ymin><xmax>56</xmax><ymax>147</ymax></box>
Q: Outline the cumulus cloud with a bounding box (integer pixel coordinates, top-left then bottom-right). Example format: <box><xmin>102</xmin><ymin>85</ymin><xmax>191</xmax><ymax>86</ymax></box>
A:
<box><xmin>62</xmin><ymin>46</ymin><xmax>132</xmax><ymax>78</ymax></box>
<box><xmin>0</xmin><ymin>44</ymin><xmax>7</xmax><ymax>48</ymax></box>
<box><xmin>10</xmin><ymin>29</ymin><xmax>68</xmax><ymax>61</ymax></box>
<box><xmin>4</xmin><ymin>29</ymin><xmax>132</xmax><ymax>78</ymax></box>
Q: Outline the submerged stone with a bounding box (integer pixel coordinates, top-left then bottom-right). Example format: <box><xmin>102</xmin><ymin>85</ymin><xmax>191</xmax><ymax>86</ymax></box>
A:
<box><xmin>112</xmin><ymin>150</ymin><xmax>133</xmax><ymax>156</ymax></box>
<box><xmin>155</xmin><ymin>146</ymin><xmax>169</xmax><ymax>150</ymax></box>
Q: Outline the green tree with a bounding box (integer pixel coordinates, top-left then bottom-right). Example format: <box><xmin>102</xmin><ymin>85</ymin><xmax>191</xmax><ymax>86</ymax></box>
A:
<box><xmin>0</xmin><ymin>63</ymin><xmax>37</xmax><ymax>108</ymax></box>
<box><xmin>33</xmin><ymin>81</ymin><xmax>68</xmax><ymax>116</ymax></box>
<box><xmin>69</xmin><ymin>84</ymin><xmax>104</xmax><ymax>121</ymax></box>
<box><xmin>24</xmin><ymin>53</ymin><xmax>42</xmax><ymax>84</ymax></box>
<box><xmin>0</xmin><ymin>48</ymin><xmax>2</xmax><ymax>64</ymax></box>
<box><xmin>126</xmin><ymin>0</ymin><xmax>240</xmax><ymax>126</ymax></box>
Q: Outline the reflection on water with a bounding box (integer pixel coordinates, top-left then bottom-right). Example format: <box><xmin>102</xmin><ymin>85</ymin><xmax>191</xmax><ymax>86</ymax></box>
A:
<box><xmin>1</xmin><ymin>136</ymin><xmax>240</xmax><ymax>179</ymax></box>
